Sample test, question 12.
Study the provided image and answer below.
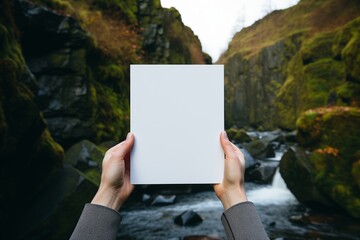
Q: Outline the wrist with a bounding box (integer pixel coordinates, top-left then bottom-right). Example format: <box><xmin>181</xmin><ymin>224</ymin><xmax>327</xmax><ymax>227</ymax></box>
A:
<box><xmin>91</xmin><ymin>186</ymin><xmax>123</xmax><ymax>211</ymax></box>
<box><xmin>220</xmin><ymin>187</ymin><xmax>247</xmax><ymax>210</ymax></box>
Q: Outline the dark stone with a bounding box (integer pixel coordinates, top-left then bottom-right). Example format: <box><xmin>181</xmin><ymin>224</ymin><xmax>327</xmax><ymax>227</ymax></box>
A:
<box><xmin>13</xmin><ymin>0</ymin><xmax>96</xmax><ymax>147</ymax></box>
<box><xmin>284</xmin><ymin>130</ymin><xmax>297</xmax><ymax>143</ymax></box>
<box><xmin>260</xmin><ymin>131</ymin><xmax>281</xmax><ymax>143</ymax></box>
<box><xmin>245</xmin><ymin>139</ymin><xmax>275</xmax><ymax>159</ymax></box>
<box><xmin>151</xmin><ymin>195</ymin><xmax>176</xmax><ymax>206</ymax></box>
<box><xmin>65</xmin><ymin>140</ymin><xmax>105</xmax><ymax>170</ymax></box>
<box><xmin>142</xmin><ymin>194</ymin><xmax>151</xmax><ymax>203</ymax></box>
<box><xmin>174</xmin><ymin>210</ymin><xmax>203</xmax><ymax>226</ymax></box>
<box><xmin>16</xmin><ymin>166</ymin><xmax>98</xmax><ymax>239</ymax></box>
<box><xmin>279</xmin><ymin>147</ymin><xmax>332</xmax><ymax>206</ymax></box>
<box><xmin>246</xmin><ymin>161</ymin><xmax>278</xmax><ymax>183</ymax></box>
<box><xmin>240</xmin><ymin>147</ymin><xmax>258</xmax><ymax>169</ymax></box>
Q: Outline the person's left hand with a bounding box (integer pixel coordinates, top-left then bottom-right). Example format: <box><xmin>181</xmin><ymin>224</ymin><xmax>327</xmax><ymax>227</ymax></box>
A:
<box><xmin>91</xmin><ymin>133</ymin><xmax>135</xmax><ymax>211</ymax></box>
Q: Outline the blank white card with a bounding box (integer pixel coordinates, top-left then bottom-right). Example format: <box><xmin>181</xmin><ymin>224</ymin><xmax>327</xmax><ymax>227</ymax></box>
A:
<box><xmin>130</xmin><ymin>65</ymin><xmax>224</xmax><ymax>184</ymax></box>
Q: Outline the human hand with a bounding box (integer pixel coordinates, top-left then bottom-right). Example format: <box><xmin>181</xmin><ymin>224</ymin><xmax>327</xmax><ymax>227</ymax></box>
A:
<box><xmin>91</xmin><ymin>132</ymin><xmax>135</xmax><ymax>211</ymax></box>
<box><xmin>214</xmin><ymin>131</ymin><xmax>247</xmax><ymax>210</ymax></box>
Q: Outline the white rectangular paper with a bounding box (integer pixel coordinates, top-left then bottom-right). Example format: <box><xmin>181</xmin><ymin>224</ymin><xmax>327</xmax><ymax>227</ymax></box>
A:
<box><xmin>130</xmin><ymin>65</ymin><xmax>224</xmax><ymax>184</ymax></box>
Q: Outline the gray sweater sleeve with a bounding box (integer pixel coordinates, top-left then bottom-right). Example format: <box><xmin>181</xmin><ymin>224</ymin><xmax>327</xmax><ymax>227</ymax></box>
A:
<box><xmin>70</xmin><ymin>204</ymin><xmax>121</xmax><ymax>240</ymax></box>
<box><xmin>221</xmin><ymin>201</ymin><xmax>269</xmax><ymax>240</ymax></box>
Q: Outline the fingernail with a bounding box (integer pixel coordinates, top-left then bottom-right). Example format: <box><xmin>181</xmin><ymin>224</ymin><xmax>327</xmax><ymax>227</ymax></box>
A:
<box><xmin>126</xmin><ymin>132</ymin><xmax>133</xmax><ymax>140</ymax></box>
<box><xmin>222</xmin><ymin>131</ymin><xmax>228</xmax><ymax>140</ymax></box>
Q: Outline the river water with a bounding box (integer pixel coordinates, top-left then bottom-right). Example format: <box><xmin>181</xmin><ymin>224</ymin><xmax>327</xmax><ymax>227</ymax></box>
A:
<box><xmin>117</xmin><ymin>136</ymin><xmax>360</xmax><ymax>240</ymax></box>
<box><xmin>117</xmin><ymin>173</ymin><xmax>360</xmax><ymax>240</ymax></box>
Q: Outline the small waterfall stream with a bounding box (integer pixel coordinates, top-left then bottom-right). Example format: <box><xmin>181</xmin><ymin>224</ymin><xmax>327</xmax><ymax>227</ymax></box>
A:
<box><xmin>118</xmin><ymin>131</ymin><xmax>360</xmax><ymax>239</ymax></box>
<box><xmin>246</xmin><ymin>167</ymin><xmax>296</xmax><ymax>206</ymax></box>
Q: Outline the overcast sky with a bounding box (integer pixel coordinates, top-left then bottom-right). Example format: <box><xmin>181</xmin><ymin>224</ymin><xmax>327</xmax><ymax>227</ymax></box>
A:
<box><xmin>161</xmin><ymin>0</ymin><xmax>300</xmax><ymax>61</ymax></box>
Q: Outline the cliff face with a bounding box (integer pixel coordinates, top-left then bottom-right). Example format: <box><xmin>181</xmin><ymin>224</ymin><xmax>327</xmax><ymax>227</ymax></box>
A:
<box><xmin>0</xmin><ymin>0</ymin><xmax>209</xmax><ymax>238</ymax></box>
<box><xmin>219</xmin><ymin>0</ymin><xmax>360</xmax><ymax>130</ymax></box>
<box><xmin>12</xmin><ymin>0</ymin><xmax>209</xmax><ymax>147</ymax></box>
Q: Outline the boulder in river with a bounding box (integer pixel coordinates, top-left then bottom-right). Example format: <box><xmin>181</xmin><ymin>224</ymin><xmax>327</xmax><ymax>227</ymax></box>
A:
<box><xmin>280</xmin><ymin>146</ymin><xmax>332</xmax><ymax>206</ymax></box>
<box><xmin>226</xmin><ymin>128</ymin><xmax>252</xmax><ymax>143</ymax></box>
<box><xmin>246</xmin><ymin>161</ymin><xmax>278</xmax><ymax>183</ymax></box>
<box><xmin>245</xmin><ymin>139</ymin><xmax>276</xmax><ymax>159</ymax></box>
<box><xmin>174</xmin><ymin>210</ymin><xmax>203</xmax><ymax>226</ymax></box>
<box><xmin>281</xmin><ymin>107</ymin><xmax>360</xmax><ymax>219</ymax></box>
<box><xmin>240</xmin><ymin>147</ymin><xmax>258</xmax><ymax>169</ymax></box>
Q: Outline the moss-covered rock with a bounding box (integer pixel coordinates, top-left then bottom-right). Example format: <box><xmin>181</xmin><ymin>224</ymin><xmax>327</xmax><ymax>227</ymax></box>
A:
<box><xmin>65</xmin><ymin>139</ymin><xmax>106</xmax><ymax>185</ymax></box>
<box><xmin>226</xmin><ymin>128</ymin><xmax>251</xmax><ymax>143</ymax></box>
<box><xmin>244</xmin><ymin>139</ymin><xmax>275</xmax><ymax>159</ymax></box>
<box><xmin>297</xmin><ymin>107</ymin><xmax>360</xmax><ymax>160</ymax></box>
<box><xmin>0</xmin><ymin>2</ymin><xmax>64</xmax><ymax>236</ymax></box>
<box><xmin>281</xmin><ymin>107</ymin><xmax>360</xmax><ymax>218</ymax></box>
<box><xmin>280</xmin><ymin>147</ymin><xmax>332</xmax><ymax>206</ymax></box>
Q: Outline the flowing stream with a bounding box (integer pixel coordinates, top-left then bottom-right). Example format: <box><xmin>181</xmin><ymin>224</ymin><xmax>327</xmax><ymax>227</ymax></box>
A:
<box><xmin>118</xmin><ymin>171</ymin><xmax>360</xmax><ymax>240</ymax></box>
<box><xmin>118</xmin><ymin>135</ymin><xmax>360</xmax><ymax>240</ymax></box>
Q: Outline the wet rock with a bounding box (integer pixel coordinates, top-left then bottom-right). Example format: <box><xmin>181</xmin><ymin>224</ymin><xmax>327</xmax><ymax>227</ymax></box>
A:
<box><xmin>245</xmin><ymin>139</ymin><xmax>275</xmax><ymax>159</ymax></box>
<box><xmin>246</xmin><ymin>161</ymin><xmax>278</xmax><ymax>183</ymax></box>
<box><xmin>240</xmin><ymin>147</ymin><xmax>257</xmax><ymax>169</ymax></box>
<box><xmin>260</xmin><ymin>131</ymin><xmax>281</xmax><ymax>143</ymax></box>
<box><xmin>280</xmin><ymin>146</ymin><xmax>332</xmax><ymax>206</ymax></box>
<box><xmin>174</xmin><ymin>210</ymin><xmax>203</xmax><ymax>226</ymax></box>
<box><xmin>151</xmin><ymin>195</ymin><xmax>176</xmax><ymax>206</ymax></box>
<box><xmin>142</xmin><ymin>194</ymin><xmax>151</xmax><ymax>203</ymax></box>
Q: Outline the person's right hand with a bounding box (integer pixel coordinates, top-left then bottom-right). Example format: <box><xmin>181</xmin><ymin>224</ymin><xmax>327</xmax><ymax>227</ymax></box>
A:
<box><xmin>214</xmin><ymin>131</ymin><xmax>248</xmax><ymax>210</ymax></box>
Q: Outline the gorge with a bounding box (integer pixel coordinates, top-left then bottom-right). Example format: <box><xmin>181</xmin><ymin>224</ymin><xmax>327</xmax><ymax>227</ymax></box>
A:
<box><xmin>0</xmin><ymin>0</ymin><xmax>360</xmax><ymax>239</ymax></box>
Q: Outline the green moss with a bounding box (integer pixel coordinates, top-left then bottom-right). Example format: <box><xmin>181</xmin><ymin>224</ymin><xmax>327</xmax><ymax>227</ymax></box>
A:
<box><xmin>82</xmin><ymin>168</ymin><xmax>101</xmax><ymax>186</ymax></box>
<box><xmin>226</xmin><ymin>128</ymin><xmax>251</xmax><ymax>143</ymax></box>
<box><xmin>309</xmin><ymin>149</ymin><xmax>360</xmax><ymax>218</ymax></box>
<box><xmin>31</xmin><ymin>0</ymin><xmax>74</xmax><ymax>13</ymax></box>
<box><xmin>297</xmin><ymin>107</ymin><xmax>360</xmax><ymax>160</ymax></box>
<box><xmin>98</xmin><ymin>64</ymin><xmax>126</xmax><ymax>91</ymax></box>
<box><xmin>342</xmin><ymin>33</ymin><xmax>360</xmax><ymax>83</ymax></box>
<box><xmin>275</xmin><ymin>53</ymin><xmax>305</xmax><ymax>129</ymax></box>
<box><xmin>301</xmin><ymin>32</ymin><xmax>335</xmax><ymax>64</ymax></box>
<box><xmin>92</xmin><ymin>82</ymin><xmax>127</xmax><ymax>143</ymax></box>
<box><xmin>336</xmin><ymin>81</ymin><xmax>360</xmax><ymax>106</ymax></box>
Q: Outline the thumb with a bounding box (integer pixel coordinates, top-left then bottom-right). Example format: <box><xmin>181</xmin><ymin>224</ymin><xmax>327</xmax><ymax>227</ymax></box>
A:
<box><xmin>108</xmin><ymin>132</ymin><xmax>135</xmax><ymax>160</ymax></box>
<box><xmin>220</xmin><ymin>131</ymin><xmax>236</xmax><ymax>159</ymax></box>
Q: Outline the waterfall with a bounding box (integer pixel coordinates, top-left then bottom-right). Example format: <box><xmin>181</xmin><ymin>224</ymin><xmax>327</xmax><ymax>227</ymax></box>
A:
<box><xmin>272</xmin><ymin>168</ymin><xmax>287</xmax><ymax>189</ymax></box>
<box><xmin>246</xmin><ymin>167</ymin><xmax>296</xmax><ymax>205</ymax></box>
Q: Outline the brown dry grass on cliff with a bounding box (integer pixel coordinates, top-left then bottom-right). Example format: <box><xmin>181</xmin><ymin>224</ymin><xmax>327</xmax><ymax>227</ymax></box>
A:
<box><xmin>218</xmin><ymin>0</ymin><xmax>360</xmax><ymax>62</ymax></box>
<box><xmin>30</xmin><ymin>0</ymin><xmax>142</xmax><ymax>63</ymax></box>
<box><xmin>77</xmin><ymin>3</ymin><xmax>141</xmax><ymax>63</ymax></box>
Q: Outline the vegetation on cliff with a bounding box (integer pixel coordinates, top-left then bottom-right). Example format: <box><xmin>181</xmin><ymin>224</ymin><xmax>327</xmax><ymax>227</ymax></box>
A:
<box><xmin>220</xmin><ymin>0</ymin><xmax>360</xmax><ymax>130</ymax></box>
<box><xmin>0</xmin><ymin>0</ymin><xmax>210</xmax><ymax>238</ymax></box>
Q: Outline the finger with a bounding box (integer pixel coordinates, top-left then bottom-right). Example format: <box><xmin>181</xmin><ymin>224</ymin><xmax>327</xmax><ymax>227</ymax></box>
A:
<box><xmin>107</xmin><ymin>132</ymin><xmax>135</xmax><ymax>160</ymax></box>
<box><xmin>220</xmin><ymin>131</ymin><xmax>236</xmax><ymax>159</ymax></box>
<box><xmin>230</xmin><ymin>142</ymin><xmax>245</xmax><ymax>168</ymax></box>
